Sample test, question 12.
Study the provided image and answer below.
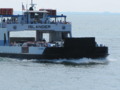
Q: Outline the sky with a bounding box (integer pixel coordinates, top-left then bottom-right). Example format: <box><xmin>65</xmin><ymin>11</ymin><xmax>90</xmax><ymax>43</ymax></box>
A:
<box><xmin>0</xmin><ymin>0</ymin><xmax>120</xmax><ymax>12</ymax></box>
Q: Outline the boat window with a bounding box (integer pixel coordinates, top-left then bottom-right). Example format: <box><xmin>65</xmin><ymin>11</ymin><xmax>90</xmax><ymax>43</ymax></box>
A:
<box><xmin>37</xmin><ymin>13</ymin><xmax>43</xmax><ymax>18</ymax></box>
<box><xmin>30</xmin><ymin>12</ymin><xmax>43</xmax><ymax>19</ymax></box>
<box><xmin>30</xmin><ymin>13</ymin><xmax>35</xmax><ymax>18</ymax></box>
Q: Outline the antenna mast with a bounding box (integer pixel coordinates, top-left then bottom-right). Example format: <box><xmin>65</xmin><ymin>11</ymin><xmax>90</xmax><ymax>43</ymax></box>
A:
<box><xmin>30</xmin><ymin>0</ymin><xmax>36</xmax><ymax>8</ymax></box>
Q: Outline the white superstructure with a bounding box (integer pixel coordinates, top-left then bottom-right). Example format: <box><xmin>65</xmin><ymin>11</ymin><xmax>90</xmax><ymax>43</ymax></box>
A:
<box><xmin>0</xmin><ymin>0</ymin><xmax>71</xmax><ymax>55</ymax></box>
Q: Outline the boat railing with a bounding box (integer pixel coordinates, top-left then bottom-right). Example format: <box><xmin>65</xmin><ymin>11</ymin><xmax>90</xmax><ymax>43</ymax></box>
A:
<box><xmin>0</xmin><ymin>22</ymin><xmax>7</xmax><ymax>28</ymax></box>
<box><xmin>0</xmin><ymin>16</ymin><xmax>71</xmax><ymax>25</ymax></box>
<box><xmin>96</xmin><ymin>43</ymin><xmax>106</xmax><ymax>47</ymax></box>
<box><xmin>6</xmin><ymin>20</ymin><xmax>71</xmax><ymax>25</ymax></box>
<box><xmin>10</xmin><ymin>41</ymin><xmax>64</xmax><ymax>48</ymax></box>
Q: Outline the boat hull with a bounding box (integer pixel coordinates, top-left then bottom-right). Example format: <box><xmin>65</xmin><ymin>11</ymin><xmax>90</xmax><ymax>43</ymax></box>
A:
<box><xmin>0</xmin><ymin>37</ymin><xmax>109</xmax><ymax>60</ymax></box>
<box><xmin>0</xmin><ymin>52</ymin><xmax>108</xmax><ymax>60</ymax></box>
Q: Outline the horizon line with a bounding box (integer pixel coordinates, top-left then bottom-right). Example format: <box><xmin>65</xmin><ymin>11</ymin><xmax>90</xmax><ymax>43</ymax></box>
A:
<box><xmin>13</xmin><ymin>11</ymin><xmax>120</xmax><ymax>15</ymax></box>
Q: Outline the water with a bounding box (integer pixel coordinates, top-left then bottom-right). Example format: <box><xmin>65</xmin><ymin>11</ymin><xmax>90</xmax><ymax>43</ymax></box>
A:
<box><xmin>0</xmin><ymin>14</ymin><xmax>120</xmax><ymax>90</ymax></box>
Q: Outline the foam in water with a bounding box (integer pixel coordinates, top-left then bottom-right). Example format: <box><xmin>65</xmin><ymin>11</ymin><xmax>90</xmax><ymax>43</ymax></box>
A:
<box><xmin>31</xmin><ymin>58</ymin><xmax>109</xmax><ymax>65</ymax></box>
<box><xmin>0</xmin><ymin>57</ymin><xmax>110</xmax><ymax>65</ymax></box>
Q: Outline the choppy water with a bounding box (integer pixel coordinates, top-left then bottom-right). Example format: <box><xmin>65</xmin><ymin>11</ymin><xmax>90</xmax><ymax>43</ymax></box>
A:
<box><xmin>0</xmin><ymin>14</ymin><xmax>120</xmax><ymax>90</ymax></box>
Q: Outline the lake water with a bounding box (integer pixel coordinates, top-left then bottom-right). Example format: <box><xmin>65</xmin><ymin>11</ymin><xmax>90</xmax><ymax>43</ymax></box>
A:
<box><xmin>0</xmin><ymin>14</ymin><xmax>120</xmax><ymax>90</ymax></box>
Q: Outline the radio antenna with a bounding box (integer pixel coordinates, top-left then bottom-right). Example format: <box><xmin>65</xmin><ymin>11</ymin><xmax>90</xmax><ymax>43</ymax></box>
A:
<box><xmin>30</xmin><ymin>0</ymin><xmax>36</xmax><ymax>8</ymax></box>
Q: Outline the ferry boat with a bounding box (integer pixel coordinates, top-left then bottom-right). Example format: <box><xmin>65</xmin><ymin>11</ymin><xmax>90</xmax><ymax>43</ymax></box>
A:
<box><xmin>0</xmin><ymin>0</ymin><xmax>108</xmax><ymax>59</ymax></box>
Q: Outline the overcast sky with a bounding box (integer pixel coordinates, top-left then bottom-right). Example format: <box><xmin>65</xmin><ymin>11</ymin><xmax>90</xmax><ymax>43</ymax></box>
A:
<box><xmin>0</xmin><ymin>0</ymin><xmax>120</xmax><ymax>12</ymax></box>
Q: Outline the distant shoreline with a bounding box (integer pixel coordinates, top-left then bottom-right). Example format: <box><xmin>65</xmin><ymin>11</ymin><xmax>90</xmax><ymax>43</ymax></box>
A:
<box><xmin>13</xmin><ymin>11</ymin><xmax>120</xmax><ymax>15</ymax></box>
<box><xmin>58</xmin><ymin>12</ymin><xmax>120</xmax><ymax>15</ymax></box>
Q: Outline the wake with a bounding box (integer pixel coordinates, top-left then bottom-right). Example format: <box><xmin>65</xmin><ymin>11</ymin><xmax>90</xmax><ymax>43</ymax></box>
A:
<box><xmin>0</xmin><ymin>57</ymin><xmax>111</xmax><ymax>65</ymax></box>
<box><xmin>32</xmin><ymin>58</ymin><xmax>109</xmax><ymax>65</ymax></box>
